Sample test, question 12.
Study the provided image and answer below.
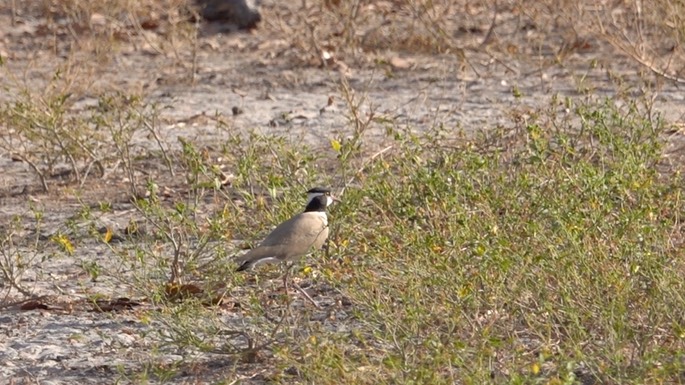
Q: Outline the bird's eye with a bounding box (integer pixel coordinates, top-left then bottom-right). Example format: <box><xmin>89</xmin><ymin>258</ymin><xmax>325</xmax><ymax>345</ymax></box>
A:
<box><xmin>325</xmin><ymin>191</ymin><xmax>331</xmax><ymax>196</ymax></box>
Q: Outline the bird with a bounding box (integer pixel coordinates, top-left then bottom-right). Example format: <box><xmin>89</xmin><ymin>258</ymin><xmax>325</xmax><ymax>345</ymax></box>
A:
<box><xmin>235</xmin><ymin>187</ymin><xmax>337</xmax><ymax>272</ymax></box>
<box><xmin>234</xmin><ymin>187</ymin><xmax>338</xmax><ymax>307</ymax></box>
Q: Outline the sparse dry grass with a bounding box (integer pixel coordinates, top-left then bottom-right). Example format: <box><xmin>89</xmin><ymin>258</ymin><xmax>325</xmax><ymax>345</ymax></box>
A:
<box><xmin>262</xmin><ymin>0</ymin><xmax>685</xmax><ymax>83</ymax></box>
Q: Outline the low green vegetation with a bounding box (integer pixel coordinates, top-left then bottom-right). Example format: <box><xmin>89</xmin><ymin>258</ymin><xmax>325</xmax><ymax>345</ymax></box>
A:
<box><xmin>105</xmin><ymin>93</ymin><xmax>683</xmax><ymax>384</ymax></box>
<box><xmin>298</xmin><ymin>97</ymin><xmax>685</xmax><ymax>384</ymax></box>
<box><xmin>2</xmin><ymin>78</ymin><xmax>683</xmax><ymax>384</ymax></box>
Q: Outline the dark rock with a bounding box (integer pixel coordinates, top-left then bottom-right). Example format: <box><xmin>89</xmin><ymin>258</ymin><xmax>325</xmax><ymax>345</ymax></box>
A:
<box><xmin>195</xmin><ymin>0</ymin><xmax>261</xmax><ymax>30</ymax></box>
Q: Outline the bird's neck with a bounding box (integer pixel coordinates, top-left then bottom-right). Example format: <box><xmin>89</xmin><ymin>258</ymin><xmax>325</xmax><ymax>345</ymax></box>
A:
<box><xmin>306</xmin><ymin>193</ymin><xmax>333</xmax><ymax>207</ymax></box>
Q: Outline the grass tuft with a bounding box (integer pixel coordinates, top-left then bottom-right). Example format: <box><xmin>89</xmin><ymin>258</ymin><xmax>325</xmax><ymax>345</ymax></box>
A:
<box><xmin>286</xmin><ymin>96</ymin><xmax>685</xmax><ymax>384</ymax></box>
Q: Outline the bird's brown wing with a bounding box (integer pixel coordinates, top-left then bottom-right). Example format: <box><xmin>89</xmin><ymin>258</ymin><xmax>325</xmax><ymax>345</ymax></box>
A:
<box><xmin>235</xmin><ymin>212</ymin><xmax>328</xmax><ymax>265</ymax></box>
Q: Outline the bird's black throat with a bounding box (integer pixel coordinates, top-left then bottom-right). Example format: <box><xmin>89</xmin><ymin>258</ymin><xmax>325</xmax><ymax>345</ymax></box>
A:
<box><xmin>304</xmin><ymin>195</ymin><xmax>328</xmax><ymax>212</ymax></box>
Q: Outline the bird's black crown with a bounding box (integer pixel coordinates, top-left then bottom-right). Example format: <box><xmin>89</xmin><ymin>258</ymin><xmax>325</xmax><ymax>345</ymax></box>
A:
<box><xmin>307</xmin><ymin>187</ymin><xmax>331</xmax><ymax>195</ymax></box>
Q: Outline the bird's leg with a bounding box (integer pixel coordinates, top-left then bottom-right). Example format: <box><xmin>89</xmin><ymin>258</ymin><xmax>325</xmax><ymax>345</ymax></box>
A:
<box><xmin>293</xmin><ymin>281</ymin><xmax>321</xmax><ymax>309</ymax></box>
<box><xmin>282</xmin><ymin>263</ymin><xmax>295</xmax><ymax>318</ymax></box>
<box><xmin>323</xmin><ymin>240</ymin><xmax>330</xmax><ymax>258</ymax></box>
<box><xmin>282</xmin><ymin>263</ymin><xmax>291</xmax><ymax>295</ymax></box>
<box><xmin>283</xmin><ymin>262</ymin><xmax>320</xmax><ymax>308</ymax></box>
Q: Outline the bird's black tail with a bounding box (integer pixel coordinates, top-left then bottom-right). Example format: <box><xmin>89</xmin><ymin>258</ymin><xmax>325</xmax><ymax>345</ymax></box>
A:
<box><xmin>235</xmin><ymin>260</ymin><xmax>252</xmax><ymax>272</ymax></box>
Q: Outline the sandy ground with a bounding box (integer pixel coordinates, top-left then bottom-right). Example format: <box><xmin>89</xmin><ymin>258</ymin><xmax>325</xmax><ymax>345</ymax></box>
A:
<box><xmin>1</xmin><ymin>1</ymin><xmax>685</xmax><ymax>384</ymax></box>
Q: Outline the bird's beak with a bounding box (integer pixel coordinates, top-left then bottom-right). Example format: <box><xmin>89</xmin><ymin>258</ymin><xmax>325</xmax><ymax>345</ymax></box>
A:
<box><xmin>331</xmin><ymin>194</ymin><xmax>341</xmax><ymax>203</ymax></box>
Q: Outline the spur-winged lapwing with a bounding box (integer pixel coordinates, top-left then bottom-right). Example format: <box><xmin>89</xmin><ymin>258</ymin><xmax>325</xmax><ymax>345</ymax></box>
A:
<box><xmin>235</xmin><ymin>187</ymin><xmax>337</xmax><ymax>272</ymax></box>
